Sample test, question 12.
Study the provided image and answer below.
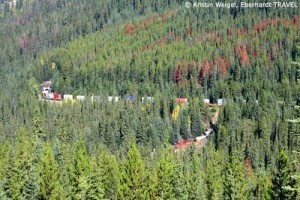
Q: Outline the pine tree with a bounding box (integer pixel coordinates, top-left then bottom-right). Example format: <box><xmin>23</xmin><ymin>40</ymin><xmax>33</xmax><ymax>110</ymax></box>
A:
<box><xmin>222</xmin><ymin>155</ymin><xmax>249</xmax><ymax>200</ymax></box>
<box><xmin>269</xmin><ymin>149</ymin><xmax>297</xmax><ymax>200</ymax></box>
<box><xmin>2</xmin><ymin>149</ymin><xmax>15</xmax><ymax>200</ymax></box>
<box><xmin>172</xmin><ymin>160</ymin><xmax>188</xmax><ymax>200</ymax></box>
<box><xmin>4</xmin><ymin>130</ymin><xmax>34</xmax><ymax>200</ymax></box>
<box><xmin>85</xmin><ymin>159</ymin><xmax>105</xmax><ymax>200</ymax></box>
<box><xmin>71</xmin><ymin>140</ymin><xmax>91</xmax><ymax>200</ymax></box>
<box><xmin>39</xmin><ymin>143</ymin><xmax>64</xmax><ymax>199</ymax></box>
<box><xmin>33</xmin><ymin>108</ymin><xmax>46</xmax><ymax>164</ymax></box>
<box><xmin>22</xmin><ymin>167</ymin><xmax>39</xmax><ymax>200</ymax></box>
<box><xmin>153</xmin><ymin>140</ymin><xmax>176</xmax><ymax>200</ymax></box>
<box><xmin>53</xmin><ymin>138</ymin><xmax>72</xmax><ymax>199</ymax></box>
<box><xmin>33</xmin><ymin>108</ymin><xmax>46</xmax><ymax>142</ymax></box>
<box><xmin>99</xmin><ymin>151</ymin><xmax>120</xmax><ymax>200</ymax></box>
<box><xmin>205</xmin><ymin>147</ymin><xmax>224</xmax><ymax>200</ymax></box>
<box><xmin>190</xmin><ymin>104</ymin><xmax>203</xmax><ymax>138</ymax></box>
<box><xmin>119</xmin><ymin>142</ymin><xmax>148</xmax><ymax>200</ymax></box>
<box><xmin>187</xmin><ymin>152</ymin><xmax>206</xmax><ymax>200</ymax></box>
<box><xmin>57</xmin><ymin>118</ymin><xmax>72</xmax><ymax>147</ymax></box>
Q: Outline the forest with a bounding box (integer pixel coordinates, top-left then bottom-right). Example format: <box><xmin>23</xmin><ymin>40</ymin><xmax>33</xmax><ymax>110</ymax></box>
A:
<box><xmin>0</xmin><ymin>0</ymin><xmax>299</xmax><ymax>199</ymax></box>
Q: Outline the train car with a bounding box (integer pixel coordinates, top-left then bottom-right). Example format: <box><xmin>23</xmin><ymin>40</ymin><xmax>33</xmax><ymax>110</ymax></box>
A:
<box><xmin>142</xmin><ymin>97</ymin><xmax>154</xmax><ymax>103</ymax></box>
<box><xmin>76</xmin><ymin>96</ymin><xmax>85</xmax><ymax>101</ymax></box>
<box><xmin>176</xmin><ymin>98</ymin><xmax>188</xmax><ymax>104</ymax></box>
<box><xmin>46</xmin><ymin>93</ymin><xmax>54</xmax><ymax>99</ymax></box>
<box><xmin>53</xmin><ymin>93</ymin><xmax>62</xmax><ymax>101</ymax></box>
<box><xmin>64</xmin><ymin>94</ymin><xmax>73</xmax><ymax>101</ymax></box>
<box><xmin>195</xmin><ymin>135</ymin><xmax>206</xmax><ymax>142</ymax></box>
<box><xmin>108</xmin><ymin>96</ymin><xmax>119</xmax><ymax>102</ymax></box>
<box><xmin>126</xmin><ymin>96</ymin><xmax>134</xmax><ymax>103</ymax></box>
<box><xmin>91</xmin><ymin>96</ymin><xmax>100</xmax><ymax>101</ymax></box>
<box><xmin>175</xmin><ymin>140</ymin><xmax>192</xmax><ymax>149</ymax></box>
<box><xmin>218</xmin><ymin>99</ymin><xmax>224</xmax><ymax>106</ymax></box>
<box><xmin>204</xmin><ymin>99</ymin><xmax>210</xmax><ymax>104</ymax></box>
<box><xmin>42</xmin><ymin>87</ymin><xmax>51</xmax><ymax>97</ymax></box>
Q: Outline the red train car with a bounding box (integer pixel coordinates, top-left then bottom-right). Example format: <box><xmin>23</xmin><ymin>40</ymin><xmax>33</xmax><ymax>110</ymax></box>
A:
<box><xmin>176</xmin><ymin>98</ymin><xmax>188</xmax><ymax>104</ymax></box>
<box><xmin>175</xmin><ymin>140</ymin><xmax>192</xmax><ymax>148</ymax></box>
<box><xmin>53</xmin><ymin>93</ymin><xmax>62</xmax><ymax>101</ymax></box>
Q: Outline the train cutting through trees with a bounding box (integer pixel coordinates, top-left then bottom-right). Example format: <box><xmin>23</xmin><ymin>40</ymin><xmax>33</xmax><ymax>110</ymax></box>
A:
<box><xmin>40</xmin><ymin>80</ymin><xmax>223</xmax><ymax>150</ymax></box>
<box><xmin>40</xmin><ymin>80</ymin><xmax>226</xmax><ymax>106</ymax></box>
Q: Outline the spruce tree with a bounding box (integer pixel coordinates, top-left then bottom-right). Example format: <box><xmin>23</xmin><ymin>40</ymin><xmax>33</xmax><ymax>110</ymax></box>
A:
<box><xmin>39</xmin><ymin>143</ymin><xmax>64</xmax><ymax>199</ymax></box>
<box><xmin>205</xmin><ymin>147</ymin><xmax>224</xmax><ymax>200</ymax></box>
<box><xmin>2</xmin><ymin>149</ymin><xmax>15</xmax><ymax>199</ymax></box>
<box><xmin>85</xmin><ymin>159</ymin><xmax>105</xmax><ymax>200</ymax></box>
<box><xmin>172</xmin><ymin>160</ymin><xmax>188</xmax><ymax>200</ymax></box>
<box><xmin>119</xmin><ymin>143</ymin><xmax>148</xmax><ymax>200</ymax></box>
<box><xmin>22</xmin><ymin>167</ymin><xmax>39</xmax><ymax>200</ymax></box>
<box><xmin>222</xmin><ymin>155</ymin><xmax>249</xmax><ymax>200</ymax></box>
<box><xmin>99</xmin><ymin>151</ymin><xmax>120</xmax><ymax>200</ymax></box>
<box><xmin>269</xmin><ymin>149</ymin><xmax>297</xmax><ymax>200</ymax></box>
<box><xmin>154</xmin><ymin>140</ymin><xmax>176</xmax><ymax>200</ymax></box>
<box><xmin>4</xmin><ymin>130</ymin><xmax>34</xmax><ymax>200</ymax></box>
<box><xmin>54</xmin><ymin>138</ymin><xmax>72</xmax><ymax>199</ymax></box>
<box><xmin>188</xmin><ymin>152</ymin><xmax>206</xmax><ymax>200</ymax></box>
<box><xmin>33</xmin><ymin>108</ymin><xmax>46</xmax><ymax>142</ymax></box>
<box><xmin>71</xmin><ymin>140</ymin><xmax>91</xmax><ymax>200</ymax></box>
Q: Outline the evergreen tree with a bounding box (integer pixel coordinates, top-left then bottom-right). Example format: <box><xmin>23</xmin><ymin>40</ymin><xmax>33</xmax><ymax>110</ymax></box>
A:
<box><xmin>39</xmin><ymin>143</ymin><xmax>64</xmax><ymax>199</ymax></box>
<box><xmin>187</xmin><ymin>152</ymin><xmax>206</xmax><ymax>200</ymax></box>
<box><xmin>119</xmin><ymin>143</ymin><xmax>148</xmax><ymax>200</ymax></box>
<box><xmin>53</xmin><ymin>138</ymin><xmax>72</xmax><ymax>199</ymax></box>
<box><xmin>205</xmin><ymin>147</ymin><xmax>224</xmax><ymax>200</ymax></box>
<box><xmin>33</xmin><ymin>108</ymin><xmax>46</xmax><ymax>142</ymax></box>
<box><xmin>153</xmin><ymin>142</ymin><xmax>176</xmax><ymax>199</ymax></box>
<box><xmin>22</xmin><ymin>167</ymin><xmax>39</xmax><ymax>200</ymax></box>
<box><xmin>222</xmin><ymin>155</ymin><xmax>249</xmax><ymax>200</ymax></box>
<box><xmin>99</xmin><ymin>151</ymin><xmax>120</xmax><ymax>200</ymax></box>
<box><xmin>172</xmin><ymin>160</ymin><xmax>188</xmax><ymax>200</ymax></box>
<box><xmin>85</xmin><ymin>159</ymin><xmax>105</xmax><ymax>200</ymax></box>
<box><xmin>71</xmin><ymin>140</ymin><xmax>91</xmax><ymax>200</ymax></box>
<box><xmin>269</xmin><ymin>149</ymin><xmax>297</xmax><ymax>200</ymax></box>
<box><xmin>3</xmin><ymin>149</ymin><xmax>15</xmax><ymax>199</ymax></box>
<box><xmin>4</xmin><ymin>130</ymin><xmax>34</xmax><ymax>200</ymax></box>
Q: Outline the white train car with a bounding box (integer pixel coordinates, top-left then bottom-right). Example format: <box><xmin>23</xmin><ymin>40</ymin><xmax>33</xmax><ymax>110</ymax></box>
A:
<box><xmin>76</xmin><ymin>96</ymin><xmax>85</xmax><ymax>101</ymax></box>
<box><xmin>142</xmin><ymin>97</ymin><xmax>154</xmax><ymax>103</ymax></box>
<box><xmin>91</xmin><ymin>96</ymin><xmax>100</xmax><ymax>101</ymax></box>
<box><xmin>64</xmin><ymin>94</ymin><xmax>73</xmax><ymax>101</ymax></box>
<box><xmin>204</xmin><ymin>99</ymin><xmax>210</xmax><ymax>104</ymax></box>
<box><xmin>108</xmin><ymin>96</ymin><xmax>119</xmax><ymax>102</ymax></box>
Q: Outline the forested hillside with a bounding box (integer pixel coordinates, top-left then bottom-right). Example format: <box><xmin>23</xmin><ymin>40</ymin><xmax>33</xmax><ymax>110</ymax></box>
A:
<box><xmin>0</xmin><ymin>0</ymin><xmax>300</xmax><ymax>199</ymax></box>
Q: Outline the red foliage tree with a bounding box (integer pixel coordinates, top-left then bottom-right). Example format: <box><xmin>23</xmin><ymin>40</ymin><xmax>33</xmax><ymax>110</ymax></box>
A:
<box><xmin>227</xmin><ymin>28</ymin><xmax>234</xmax><ymax>37</ymax></box>
<box><xmin>244</xmin><ymin>158</ymin><xmax>254</xmax><ymax>177</ymax></box>
<box><xmin>220</xmin><ymin>59</ymin><xmax>228</xmax><ymax>78</ymax></box>
<box><xmin>156</xmin><ymin>37</ymin><xmax>167</xmax><ymax>46</ymax></box>
<box><xmin>169</xmin><ymin>31</ymin><xmax>175</xmax><ymax>38</ymax></box>
<box><xmin>173</xmin><ymin>63</ymin><xmax>183</xmax><ymax>83</ymax></box>
<box><xmin>238</xmin><ymin>28</ymin><xmax>245</xmax><ymax>36</ymax></box>
<box><xmin>235</xmin><ymin>44</ymin><xmax>240</xmax><ymax>55</ymax></box>
<box><xmin>125</xmin><ymin>24</ymin><xmax>136</xmax><ymax>35</ymax></box>
<box><xmin>161</xmin><ymin>15</ymin><xmax>166</xmax><ymax>23</ymax></box>
<box><xmin>281</xmin><ymin>18</ymin><xmax>288</xmax><ymax>27</ymax></box>
<box><xmin>270</xmin><ymin>18</ymin><xmax>276</xmax><ymax>27</ymax></box>
<box><xmin>200</xmin><ymin>59</ymin><xmax>210</xmax><ymax>80</ymax></box>
<box><xmin>141</xmin><ymin>19</ymin><xmax>148</xmax><ymax>28</ymax></box>
<box><xmin>240</xmin><ymin>45</ymin><xmax>249</xmax><ymax>65</ymax></box>
<box><xmin>18</xmin><ymin>37</ymin><xmax>26</xmax><ymax>50</ymax></box>
<box><xmin>291</xmin><ymin>17</ymin><xmax>299</xmax><ymax>26</ymax></box>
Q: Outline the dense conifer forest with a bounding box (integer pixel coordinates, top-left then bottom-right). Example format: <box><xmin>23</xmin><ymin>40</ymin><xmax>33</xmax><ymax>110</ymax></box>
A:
<box><xmin>0</xmin><ymin>0</ymin><xmax>299</xmax><ymax>199</ymax></box>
